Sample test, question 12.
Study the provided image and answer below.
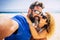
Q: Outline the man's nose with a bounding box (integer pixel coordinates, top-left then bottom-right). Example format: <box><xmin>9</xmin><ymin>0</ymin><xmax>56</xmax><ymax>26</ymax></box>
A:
<box><xmin>34</xmin><ymin>13</ymin><xmax>40</xmax><ymax>17</ymax></box>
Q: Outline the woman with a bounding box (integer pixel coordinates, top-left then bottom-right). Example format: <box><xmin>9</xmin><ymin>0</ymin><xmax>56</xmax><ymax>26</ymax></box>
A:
<box><xmin>27</xmin><ymin>12</ymin><xmax>55</xmax><ymax>40</ymax></box>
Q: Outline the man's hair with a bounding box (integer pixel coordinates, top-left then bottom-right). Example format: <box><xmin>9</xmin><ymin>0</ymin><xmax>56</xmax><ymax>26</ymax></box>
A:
<box><xmin>29</xmin><ymin>1</ymin><xmax>44</xmax><ymax>9</ymax></box>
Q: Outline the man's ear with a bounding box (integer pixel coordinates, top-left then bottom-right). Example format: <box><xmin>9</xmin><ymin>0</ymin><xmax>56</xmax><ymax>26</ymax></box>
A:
<box><xmin>27</xmin><ymin>8</ymin><xmax>32</xmax><ymax>17</ymax></box>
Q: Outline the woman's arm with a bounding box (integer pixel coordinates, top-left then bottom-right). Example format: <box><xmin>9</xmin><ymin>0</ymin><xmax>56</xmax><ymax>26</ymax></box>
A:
<box><xmin>29</xmin><ymin>24</ymin><xmax>47</xmax><ymax>39</ymax></box>
<box><xmin>26</xmin><ymin>17</ymin><xmax>47</xmax><ymax>39</ymax></box>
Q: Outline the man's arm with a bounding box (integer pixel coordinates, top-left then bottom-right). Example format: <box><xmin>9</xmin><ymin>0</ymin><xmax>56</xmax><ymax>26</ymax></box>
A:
<box><xmin>0</xmin><ymin>17</ymin><xmax>18</xmax><ymax>40</ymax></box>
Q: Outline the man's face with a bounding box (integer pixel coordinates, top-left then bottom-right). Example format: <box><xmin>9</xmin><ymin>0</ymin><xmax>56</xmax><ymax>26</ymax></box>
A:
<box><xmin>32</xmin><ymin>6</ymin><xmax>42</xmax><ymax>17</ymax></box>
<box><xmin>28</xmin><ymin>6</ymin><xmax>47</xmax><ymax>28</ymax></box>
<box><xmin>28</xmin><ymin>6</ymin><xmax>42</xmax><ymax>23</ymax></box>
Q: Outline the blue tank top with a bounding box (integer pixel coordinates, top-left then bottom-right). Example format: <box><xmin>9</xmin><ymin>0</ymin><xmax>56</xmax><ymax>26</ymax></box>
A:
<box><xmin>5</xmin><ymin>15</ymin><xmax>31</xmax><ymax>40</ymax></box>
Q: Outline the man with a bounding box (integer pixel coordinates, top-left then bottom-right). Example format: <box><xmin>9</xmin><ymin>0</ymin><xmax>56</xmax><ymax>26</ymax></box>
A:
<box><xmin>0</xmin><ymin>1</ymin><xmax>55</xmax><ymax>40</ymax></box>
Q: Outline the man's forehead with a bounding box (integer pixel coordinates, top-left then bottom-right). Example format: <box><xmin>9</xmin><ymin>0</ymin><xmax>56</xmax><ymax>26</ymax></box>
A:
<box><xmin>34</xmin><ymin>6</ymin><xmax>42</xmax><ymax>10</ymax></box>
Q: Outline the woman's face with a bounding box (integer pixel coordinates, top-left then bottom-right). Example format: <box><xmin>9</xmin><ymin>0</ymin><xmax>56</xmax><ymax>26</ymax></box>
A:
<box><xmin>38</xmin><ymin>16</ymin><xmax>47</xmax><ymax>28</ymax></box>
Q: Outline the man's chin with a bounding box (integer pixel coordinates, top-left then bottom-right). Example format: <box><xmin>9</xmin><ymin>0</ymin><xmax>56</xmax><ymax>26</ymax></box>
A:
<box><xmin>29</xmin><ymin>17</ymin><xmax>40</xmax><ymax>23</ymax></box>
<box><xmin>28</xmin><ymin>14</ymin><xmax>40</xmax><ymax>23</ymax></box>
<box><xmin>34</xmin><ymin>16</ymin><xmax>40</xmax><ymax>22</ymax></box>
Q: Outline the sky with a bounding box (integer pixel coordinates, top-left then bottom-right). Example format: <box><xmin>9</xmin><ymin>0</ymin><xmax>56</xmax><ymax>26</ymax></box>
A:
<box><xmin>0</xmin><ymin>0</ymin><xmax>60</xmax><ymax>13</ymax></box>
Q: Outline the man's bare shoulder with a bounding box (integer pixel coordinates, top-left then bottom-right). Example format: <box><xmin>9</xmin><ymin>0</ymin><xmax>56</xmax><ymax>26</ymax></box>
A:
<box><xmin>0</xmin><ymin>17</ymin><xmax>18</xmax><ymax>38</ymax></box>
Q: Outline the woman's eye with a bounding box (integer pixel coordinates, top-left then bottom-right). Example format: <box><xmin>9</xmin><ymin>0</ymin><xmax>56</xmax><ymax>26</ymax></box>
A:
<box><xmin>42</xmin><ymin>15</ymin><xmax>47</xmax><ymax>19</ymax></box>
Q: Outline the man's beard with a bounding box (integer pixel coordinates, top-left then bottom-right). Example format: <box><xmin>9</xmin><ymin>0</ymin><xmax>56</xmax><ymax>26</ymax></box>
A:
<box><xmin>28</xmin><ymin>13</ymin><xmax>40</xmax><ymax>23</ymax></box>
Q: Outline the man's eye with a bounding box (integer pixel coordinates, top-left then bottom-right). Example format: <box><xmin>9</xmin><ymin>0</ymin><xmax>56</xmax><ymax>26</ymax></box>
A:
<box><xmin>35</xmin><ymin>11</ymin><xmax>40</xmax><ymax>14</ymax></box>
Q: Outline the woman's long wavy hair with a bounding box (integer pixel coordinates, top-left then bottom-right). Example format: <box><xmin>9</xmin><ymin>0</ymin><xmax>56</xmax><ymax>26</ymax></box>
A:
<box><xmin>46</xmin><ymin>12</ymin><xmax>55</xmax><ymax>38</ymax></box>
